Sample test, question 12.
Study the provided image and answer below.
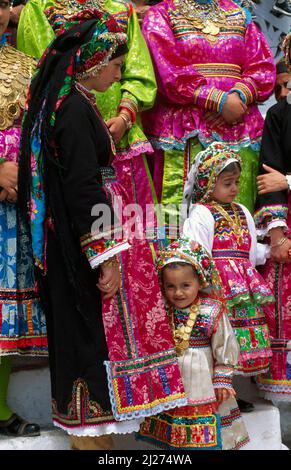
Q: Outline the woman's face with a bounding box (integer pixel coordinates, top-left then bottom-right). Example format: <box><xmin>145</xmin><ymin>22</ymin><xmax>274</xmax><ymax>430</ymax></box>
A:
<box><xmin>91</xmin><ymin>55</ymin><xmax>125</xmax><ymax>92</ymax></box>
<box><xmin>0</xmin><ymin>1</ymin><xmax>10</xmax><ymax>39</ymax></box>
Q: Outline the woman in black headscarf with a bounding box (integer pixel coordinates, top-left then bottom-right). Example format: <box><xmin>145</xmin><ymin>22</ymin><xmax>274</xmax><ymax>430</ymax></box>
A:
<box><xmin>19</xmin><ymin>8</ymin><xmax>133</xmax><ymax>450</ymax></box>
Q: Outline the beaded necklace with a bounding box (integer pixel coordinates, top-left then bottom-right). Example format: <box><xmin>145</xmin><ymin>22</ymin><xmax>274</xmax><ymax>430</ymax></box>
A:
<box><xmin>66</xmin><ymin>0</ymin><xmax>106</xmax><ymax>14</ymax></box>
<box><xmin>168</xmin><ymin>299</ymin><xmax>200</xmax><ymax>356</ymax></box>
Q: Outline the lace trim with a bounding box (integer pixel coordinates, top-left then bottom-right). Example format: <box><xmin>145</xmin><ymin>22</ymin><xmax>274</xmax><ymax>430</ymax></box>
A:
<box><xmin>115</xmin><ymin>141</ymin><xmax>153</xmax><ymax>161</ymax></box>
<box><xmin>90</xmin><ymin>242</ymin><xmax>130</xmax><ymax>269</ymax></box>
<box><xmin>149</xmin><ymin>129</ymin><xmax>261</xmax><ymax>153</ymax></box>
<box><xmin>227</xmin><ymin>292</ymin><xmax>274</xmax><ymax>308</ymax></box>
<box><xmin>53</xmin><ymin>418</ymin><xmax>143</xmax><ymax>437</ymax></box>
<box><xmin>234</xmin><ymin>367</ymin><xmax>270</xmax><ymax>377</ymax></box>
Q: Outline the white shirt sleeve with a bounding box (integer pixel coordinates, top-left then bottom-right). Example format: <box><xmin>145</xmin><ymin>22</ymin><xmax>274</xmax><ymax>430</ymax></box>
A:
<box><xmin>182</xmin><ymin>204</ymin><xmax>214</xmax><ymax>254</ymax></box>
<box><xmin>239</xmin><ymin>204</ymin><xmax>270</xmax><ymax>266</ymax></box>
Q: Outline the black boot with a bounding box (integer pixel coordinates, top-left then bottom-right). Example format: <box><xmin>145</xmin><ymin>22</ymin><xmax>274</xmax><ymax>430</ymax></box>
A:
<box><xmin>237</xmin><ymin>398</ymin><xmax>255</xmax><ymax>413</ymax></box>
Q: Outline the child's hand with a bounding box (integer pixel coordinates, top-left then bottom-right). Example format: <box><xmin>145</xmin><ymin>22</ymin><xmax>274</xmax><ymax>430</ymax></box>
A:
<box><xmin>215</xmin><ymin>387</ymin><xmax>236</xmax><ymax>405</ymax></box>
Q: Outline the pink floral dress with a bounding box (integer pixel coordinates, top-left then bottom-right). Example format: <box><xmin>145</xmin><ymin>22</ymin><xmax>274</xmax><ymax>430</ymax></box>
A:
<box><xmin>207</xmin><ymin>203</ymin><xmax>273</xmax><ymax>375</ymax></box>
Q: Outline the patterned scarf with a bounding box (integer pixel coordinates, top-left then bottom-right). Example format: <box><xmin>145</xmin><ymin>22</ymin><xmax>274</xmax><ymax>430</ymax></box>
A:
<box><xmin>19</xmin><ymin>8</ymin><xmax>127</xmax><ymax>269</ymax></box>
<box><xmin>183</xmin><ymin>142</ymin><xmax>241</xmax><ymax>207</ymax></box>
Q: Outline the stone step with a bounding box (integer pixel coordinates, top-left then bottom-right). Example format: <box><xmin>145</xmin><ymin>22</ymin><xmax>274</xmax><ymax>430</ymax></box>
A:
<box><xmin>0</xmin><ymin>408</ymin><xmax>288</xmax><ymax>451</ymax></box>
<box><xmin>3</xmin><ymin>366</ymin><xmax>289</xmax><ymax>450</ymax></box>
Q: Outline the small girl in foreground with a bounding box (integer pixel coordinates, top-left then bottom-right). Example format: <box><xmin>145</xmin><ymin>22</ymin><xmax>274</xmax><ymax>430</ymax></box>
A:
<box><xmin>182</xmin><ymin>142</ymin><xmax>273</xmax><ymax>404</ymax></box>
<box><xmin>138</xmin><ymin>239</ymin><xmax>249</xmax><ymax>450</ymax></box>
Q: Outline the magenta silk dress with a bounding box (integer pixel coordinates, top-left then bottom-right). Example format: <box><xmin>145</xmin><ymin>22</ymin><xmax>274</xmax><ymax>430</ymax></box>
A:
<box><xmin>142</xmin><ymin>0</ymin><xmax>276</xmax><ymax>213</ymax></box>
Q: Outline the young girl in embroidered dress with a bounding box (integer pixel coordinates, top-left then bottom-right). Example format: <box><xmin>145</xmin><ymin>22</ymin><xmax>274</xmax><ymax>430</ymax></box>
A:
<box><xmin>182</xmin><ymin>142</ymin><xmax>273</xmax><ymax>391</ymax></box>
<box><xmin>138</xmin><ymin>239</ymin><xmax>249</xmax><ymax>450</ymax></box>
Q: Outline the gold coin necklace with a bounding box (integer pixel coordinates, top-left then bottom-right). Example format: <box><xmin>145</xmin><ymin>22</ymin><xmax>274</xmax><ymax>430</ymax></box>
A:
<box><xmin>173</xmin><ymin>0</ymin><xmax>226</xmax><ymax>37</ymax></box>
<box><xmin>169</xmin><ymin>300</ymin><xmax>200</xmax><ymax>357</ymax></box>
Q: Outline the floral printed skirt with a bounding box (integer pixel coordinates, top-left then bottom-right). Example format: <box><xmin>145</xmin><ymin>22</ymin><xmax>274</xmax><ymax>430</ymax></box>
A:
<box><xmin>0</xmin><ymin>202</ymin><xmax>47</xmax><ymax>356</ymax></box>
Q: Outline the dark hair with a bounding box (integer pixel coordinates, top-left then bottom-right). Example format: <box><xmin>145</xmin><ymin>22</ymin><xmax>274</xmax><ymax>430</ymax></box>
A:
<box><xmin>219</xmin><ymin>161</ymin><xmax>241</xmax><ymax>175</ymax></box>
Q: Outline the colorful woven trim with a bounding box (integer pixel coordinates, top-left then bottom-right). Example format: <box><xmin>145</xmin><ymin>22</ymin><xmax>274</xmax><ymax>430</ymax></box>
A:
<box><xmin>0</xmin><ymin>337</ymin><xmax>48</xmax><ymax>355</ymax></box>
<box><xmin>212</xmin><ymin>249</ymin><xmax>249</xmax><ymax>260</ymax></box>
<box><xmin>138</xmin><ymin>407</ymin><xmax>222</xmax><ymax>450</ymax></box>
<box><xmin>104</xmin><ymin>348</ymin><xmax>187</xmax><ymax>421</ymax></box>
<box><xmin>194</xmin><ymin>63</ymin><xmax>242</xmax><ymax>79</ymax></box>
<box><xmin>80</xmin><ymin>230</ymin><xmax>129</xmax><ymax>268</ymax></box>
<box><xmin>189</xmin><ymin>337</ymin><xmax>210</xmax><ymax>348</ymax></box>
<box><xmin>256</xmin><ymin>377</ymin><xmax>291</xmax><ymax>398</ymax></box>
<box><xmin>193</xmin><ymin>86</ymin><xmax>228</xmax><ymax>113</ymax></box>
<box><xmin>254</xmin><ymin>204</ymin><xmax>288</xmax><ymax>231</ymax></box>
<box><xmin>220</xmin><ymin>406</ymin><xmax>241</xmax><ymax>429</ymax></box>
<box><xmin>213</xmin><ymin>365</ymin><xmax>234</xmax><ymax>389</ymax></box>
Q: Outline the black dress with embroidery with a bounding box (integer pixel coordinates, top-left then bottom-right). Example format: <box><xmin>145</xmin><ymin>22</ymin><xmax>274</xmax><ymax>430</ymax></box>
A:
<box><xmin>256</xmin><ymin>98</ymin><xmax>291</xmax><ymax>210</ymax></box>
<box><xmin>40</xmin><ymin>89</ymin><xmax>118</xmax><ymax>430</ymax></box>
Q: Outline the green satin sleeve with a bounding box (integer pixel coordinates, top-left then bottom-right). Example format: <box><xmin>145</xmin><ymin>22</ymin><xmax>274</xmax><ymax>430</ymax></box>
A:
<box><xmin>120</xmin><ymin>9</ymin><xmax>157</xmax><ymax>111</ymax></box>
<box><xmin>17</xmin><ymin>0</ymin><xmax>55</xmax><ymax>58</ymax></box>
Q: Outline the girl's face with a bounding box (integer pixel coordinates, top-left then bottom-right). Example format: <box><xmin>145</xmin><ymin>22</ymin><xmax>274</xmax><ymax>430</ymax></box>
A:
<box><xmin>89</xmin><ymin>55</ymin><xmax>125</xmax><ymax>92</ymax></box>
<box><xmin>0</xmin><ymin>1</ymin><xmax>10</xmax><ymax>39</ymax></box>
<box><xmin>163</xmin><ymin>265</ymin><xmax>200</xmax><ymax>309</ymax></box>
<box><xmin>212</xmin><ymin>168</ymin><xmax>240</xmax><ymax>204</ymax></box>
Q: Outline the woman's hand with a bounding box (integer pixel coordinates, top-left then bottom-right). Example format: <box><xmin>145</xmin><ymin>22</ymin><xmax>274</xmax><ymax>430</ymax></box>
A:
<box><xmin>221</xmin><ymin>92</ymin><xmax>247</xmax><ymax>125</ymax></box>
<box><xmin>97</xmin><ymin>262</ymin><xmax>120</xmax><ymax>299</ymax></box>
<box><xmin>271</xmin><ymin>239</ymin><xmax>291</xmax><ymax>264</ymax></box>
<box><xmin>106</xmin><ymin>116</ymin><xmax>127</xmax><ymax>144</ymax></box>
<box><xmin>0</xmin><ymin>188</ymin><xmax>17</xmax><ymax>203</ymax></box>
<box><xmin>215</xmin><ymin>387</ymin><xmax>236</xmax><ymax>405</ymax></box>
<box><xmin>0</xmin><ymin>162</ymin><xmax>18</xmax><ymax>191</ymax></box>
<box><xmin>270</xmin><ymin>227</ymin><xmax>291</xmax><ymax>263</ymax></box>
<box><xmin>257</xmin><ymin>164</ymin><xmax>289</xmax><ymax>194</ymax></box>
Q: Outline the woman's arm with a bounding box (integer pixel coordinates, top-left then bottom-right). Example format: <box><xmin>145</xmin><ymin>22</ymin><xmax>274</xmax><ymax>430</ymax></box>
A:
<box><xmin>230</xmin><ymin>21</ymin><xmax>276</xmax><ymax>106</ymax></box>
<box><xmin>55</xmin><ymin>94</ymin><xmax>130</xmax><ymax>272</ymax></box>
